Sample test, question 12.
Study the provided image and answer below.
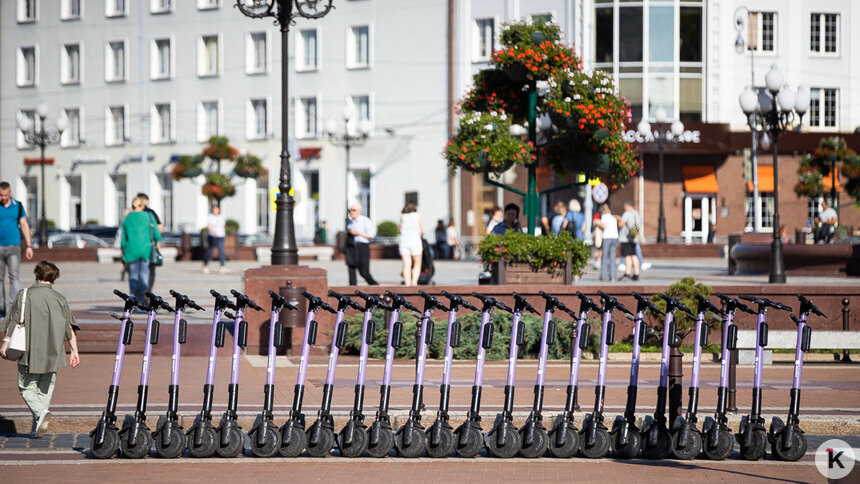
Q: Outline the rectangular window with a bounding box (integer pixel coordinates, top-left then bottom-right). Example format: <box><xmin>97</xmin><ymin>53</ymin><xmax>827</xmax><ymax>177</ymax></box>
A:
<box><xmin>157</xmin><ymin>173</ymin><xmax>173</xmax><ymax>231</ymax></box>
<box><xmin>809</xmin><ymin>88</ymin><xmax>838</xmax><ymax>129</ymax></box>
<box><xmin>594</xmin><ymin>8</ymin><xmax>613</xmax><ymax>64</ymax></box>
<box><xmin>648</xmin><ymin>75</ymin><xmax>674</xmax><ymax>119</ymax></box>
<box><xmin>810</xmin><ymin>13</ymin><xmax>838</xmax><ymax>54</ymax></box>
<box><xmin>618</xmin><ymin>77</ymin><xmax>643</xmax><ymax>120</ymax></box>
<box><xmin>298</xmin><ymin>97</ymin><xmax>318</xmax><ymax>138</ymax></box>
<box><xmin>620</xmin><ymin>7</ymin><xmax>643</xmax><ymax>63</ymax></box>
<box><xmin>199</xmin><ymin>35</ymin><xmax>220</xmax><ymax>76</ymax></box>
<box><xmin>745</xmin><ymin>194</ymin><xmax>774</xmax><ymax>230</ymax></box>
<box><xmin>247</xmin><ymin>32</ymin><xmax>267</xmax><ymax>74</ymax></box>
<box><xmin>152</xmin><ymin>103</ymin><xmax>172</xmax><ymax>143</ymax></box>
<box><xmin>61</xmin><ymin>108</ymin><xmax>81</xmax><ymax>147</ymax></box>
<box><xmin>298</xmin><ymin>29</ymin><xmax>318</xmax><ymax>70</ymax></box>
<box><xmin>18</xmin><ymin>46</ymin><xmax>37</xmax><ymax>86</ymax></box>
<box><xmin>151</xmin><ymin>0</ymin><xmax>172</xmax><ymax>13</ymax></box>
<box><xmin>18</xmin><ymin>0</ymin><xmax>37</xmax><ymax>22</ymax></box>
<box><xmin>62</xmin><ymin>0</ymin><xmax>81</xmax><ymax>20</ymax></box>
<box><xmin>679</xmin><ymin>7</ymin><xmax>702</xmax><ymax>62</ymax></box>
<box><xmin>679</xmin><ymin>77</ymin><xmax>703</xmax><ymax>121</ymax></box>
<box><xmin>107</xmin><ymin>105</ymin><xmax>126</xmax><ymax>145</ymax></box>
<box><xmin>474</xmin><ymin>18</ymin><xmax>495</xmax><ymax>61</ymax></box>
<box><xmin>107</xmin><ymin>0</ymin><xmax>127</xmax><ymax>17</ymax></box>
<box><xmin>61</xmin><ymin>43</ymin><xmax>81</xmax><ymax>85</ymax></box>
<box><xmin>152</xmin><ymin>38</ymin><xmax>172</xmax><ymax>79</ymax></box>
<box><xmin>348</xmin><ymin>25</ymin><xmax>370</xmax><ymax>68</ymax></box>
<box><xmin>199</xmin><ymin>100</ymin><xmax>220</xmax><ymax>142</ymax></box>
<box><xmin>17</xmin><ymin>110</ymin><xmax>35</xmax><ymax>148</ymax></box>
<box><xmin>198</xmin><ymin>0</ymin><xmax>218</xmax><ymax>9</ymax></box>
<box><xmin>747</xmin><ymin>12</ymin><xmax>776</xmax><ymax>52</ymax></box>
<box><xmin>106</xmin><ymin>41</ymin><xmax>126</xmax><ymax>81</ymax></box>
<box><xmin>248</xmin><ymin>99</ymin><xmax>268</xmax><ymax>140</ymax></box>
<box><xmin>256</xmin><ymin>184</ymin><xmax>269</xmax><ymax>232</ymax></box>
<box><xmin>352</xmin><ymin>95</ymin><xmax>370</xmax><ymax>124</ymax></box>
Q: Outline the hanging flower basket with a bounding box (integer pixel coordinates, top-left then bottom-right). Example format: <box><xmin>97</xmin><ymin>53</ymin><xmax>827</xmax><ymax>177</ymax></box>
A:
<box><xmin>233</xmin><ymin>154</ymin><xmax>268</xmax><ymax>179</ymax></box>
<box><xmin>170</xmin><ymin>155</ymin><xmax>204</xmax><ymax>181</ymax></box>
<box><xmin>202</xmin><ymin>136</ymin><xmax>239</xmax><ymax>162</ymax></box>
<box><xmin>444</xmin><ymin>111</ymin><xmax>534</xmax><ymax>175</ymax></box>
<box><xmin>201</xmin><ymin>173</ymin><xmax>236</xmax><ymax>201</ymax></box>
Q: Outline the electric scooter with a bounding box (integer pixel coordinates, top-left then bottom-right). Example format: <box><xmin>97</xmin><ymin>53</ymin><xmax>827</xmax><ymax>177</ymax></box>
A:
<box><xmin>119</xmin><ymin>292</ymin><xmax>173</xmax><ymax>459</ymax></box>
<box><xmin>487</xmin><ymin>293</ymin><xmax>536</xmax><ymax>458</ymax></box>
<box><xmin>338</xmin><ymin>290</ymin><xmax>391</xmax><ymax>457</ymax></box>
<box><xmin>213</xmin><ymin>290</ymin><xmax>263</xmax><ymax>458</ymax></box>
<box><xmin>669</xmin><ymin>293</ymin><xmax>723</xmax><ymax>460</ymax></box>
<box><xmin>610</xmin><ymin>292</ymin><xmax>663</xmax><ymax>459</ymax></box>
<box><xmin>426</xmin><ymin>291</ymin><xmax>478</xmax><ymax>458</ymax></box>
<box><xmin>768</xmin><ymin>294</ymin><xmax>824</xmax><ymax>461</ymax></box>
<box><xmin>305</xmin><ymin>290</ymin><xmax>363</xmax><ymax>457</ymax></box>
<box><xmin>248</xmin><ymin>290</ymin><xmax>299</xmax><ymax>457</ymax></box>
<box><xmin>519</xmin><ymin>291</ymin><xmax>568</xmax><ymax>458</ymax></box>
<box><xmin>735</xmin><ymin>294</ymin><xmax>792</xmax><ymax>460</ymax></box>
<box><xmin>701</xmin><ymin>293</ymin><xmax>754</xmax><ymax>460</ymax></box>
<box><xmin>395</xmin><ymin>291</ymin><xmax>449</xmax><ymax>458</ymax></box>
<box><xmin>453</xmin><ymin>292</ymin><xmax>511</xmax><ymax>458</ymax></box>
<box><xmin>187</xmin><ymin>290</ymin><xmax>235</xmax><ymax>457</ymax></box>
<box><xmin>153</xmin><ymin>290</ymin><xmax>204</xmax><ymax>458</ymax></box>
<box><xmin>547</xmin><ymin>291</ymin><xmax>600</xmax><ymax>458</ymax></box>
<box><xmin>641</xmin><ymin>293</ymin><xmax>694</xmax><ymax>459</ymax></box>
<box><xmin>580</xmin><ymin>291</ymin><xmax>632</xmax><ymax>459</ymax></box>
<box><xmin>90</xmin><ymin>290</ymin><xmax>143</xmax><ymax>459</ymax></box>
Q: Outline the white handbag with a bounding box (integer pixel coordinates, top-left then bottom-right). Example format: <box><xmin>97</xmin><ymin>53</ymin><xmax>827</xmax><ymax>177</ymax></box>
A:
<box><xmin>5</xmin><ymin>288</ymin><xmax>27</xmax><ymax>361</ymax></box>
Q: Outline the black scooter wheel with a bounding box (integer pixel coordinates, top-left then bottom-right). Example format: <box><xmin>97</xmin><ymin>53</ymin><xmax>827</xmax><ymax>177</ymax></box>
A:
<box><xmin>120</xmin><ymin>428</ymin><xmax>153</xmax><ymax>459</ymax></box>
<box><xmin>487</xmin><ymin>422</ymin><xmax>521</xmax><ymax>458</ymax></box>
<box><xmin>738</xmin><ymin>429</ymin><xmax>767</xmax><ymax>461</ymax></box>
<box><xmin>453</xmin><ymin>426</ymin><xmax>483</xmax><ymax>458</ymax></box>
<box><xmin>611</xmin><ymin>428</ymin><xmax>641</xmax><ymax>459</ymax></box>
<box><xmin>548</xmin><ymin>423</ymin><xmax>580</xmax><ymax>458</ymax></box>
<box><xmin>338</xmin><ymin>426</ymin><xmax>368</xmax><ymax>458</ymax></box>
<box><xmin>642</xmin><ymin>426</ymin><xmax>671</xmax><ymax>459</ymax></box>
<box><xmin>702</xmin><ymin>429</ymin><xmax>734</xmax><ymax>461</ymax></box>
<box><xmin>670</xmin><ymin>429</ymin><xmax>703</xmax><ymax>460</ymax></box>
<box><xmin>90</xmin><ymin>426</ymin><xmax>120</xmax><ymax>459</ymax></box>
<box><xmin>187</xmin><ymin>424</ymin><xmax>217</xmax><ymax>458</ymax></box>
<box><xmin>154</xmin><ymin>424</ymin><xmax>187</xmax><ymax>459</ymax></box>
<box><xmin>366</xmin><ymin>426</ymin><xmax>395</xmax><ymax>458</ymax></box>
<box><xmin>250</xmin><ymin>424</ymin><xmax>281</xmax><ymax>458</ymax></box>
<box><xmin>425</xmin><ymin>427</ymin><xmax>454</xmax><ymax>458</ymax></box>
<box><xmin>770</xmin><ymin>430</ymin><xmax>807</xmax><ymax>462</ymax></box>
<box><xmin>305</xmin><ymin>426</ymin><xmax>334</xmax><ymax>457</ymax></box>
<box><xmin>519</xmin><ymin>426</ymin><xmax>549</xmax><ymax>458</ymax></box>
<box><xmin>395</xmin><ymin>427</ymin><xmax>427</xmax><ymax>458</ymax></box>
<box><xmin>580</xmin><ymin>427</ymin><xmax>610</xmax><ymax>459</ymax></box>
<box><xmin>280</xmin><ymin>424</ymin><xmax>308</xmax><ymax>457</ymax></box>
<box><xmin>215</xmin><ymin>426</ymin><xmax>245</xmax><ymax>458</ymax></box>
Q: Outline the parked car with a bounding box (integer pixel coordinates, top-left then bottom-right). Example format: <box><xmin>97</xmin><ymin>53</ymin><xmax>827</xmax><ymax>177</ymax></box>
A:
<box><xmin>71</xmin><ymin>225</ymin><xmax>119</xmax><ymax>244</ymax></box>
<box><xmin>47</xmin><ymin>233</ymin><xmax>111</xmax><ymax>249</ymax></box>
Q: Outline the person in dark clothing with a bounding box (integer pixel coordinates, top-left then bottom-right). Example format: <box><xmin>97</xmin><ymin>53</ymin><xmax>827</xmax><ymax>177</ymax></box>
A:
<box><xmin>137</xmin><ymin>193</ymin><xmax>162</xmax><ymax>290</ymax></box>
<box><xmin>346</xmin><ymin>204</ymin><xmax>378</xmax><ymax>286</ymax></box>
<box><xmin>434</xmin><ymin>220</ymin><xmax>449</xmax><ymax>260</ymax></box>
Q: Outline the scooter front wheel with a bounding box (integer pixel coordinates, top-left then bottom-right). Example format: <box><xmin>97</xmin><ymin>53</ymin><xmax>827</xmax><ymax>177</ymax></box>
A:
<box><xmin>548</xmin><ymin>423</ymin><xmax>580</xmax><ymax>458</ymax></box>
<box><xmin>395</xmin><ymin>427</ymin><xmax>427</xmax><ymax>458</ymax></box>
<box><xmin>250</xmin><ymin>424</ymin><xmax>281</xmax><ymax>458</ymax></box>
<box><xmin>338</xmin><ymin>425</ymin><xmax>368</xmax><ymax>458</ymax></box>
<box><xmin>154</xmin><ymin>423</ymin><xmax>187</xmax><ymax>459</ymax></box>
<box><xmin>611</xmin><ymin>427</ymin><xmax>641</xmax><ymax>459</ymax></box>
<box><xmin>642</xmin><ymin>426</ymin><xmax>671</xmax><ymax>459</ymax></box>
<box><xmin>702</xmin><ymin>428</ymin><xmax>734</xmax><ymax>460</ymax></box>
<box><xmin>366</xmin><ymin>425</ymin><xmax>394</xmax><ymax>458</ymax></box>
<box><xmin>670</xmin><ymin>428</ymin><xmax>703</xmax><ymax>460</ymax></box>
<box><xmin>518</xmin><ymin>426</ymin><xmax>548</xmax><ymax>458</ymax></box>
<box><xmin>425</xmin><ymin>426</ymin><xmax>454</xmax><ymax>458</ymax></box>
<box><xmin>738</xmin><ymin>429</ymin><xmax>767</xmax><ymax>461</ymax></box>
<box><xmin>280</xmin><ymin>424</ymin><xmax>308</xmax><ymax>457</ymax></box>
<box><xmin>90</xmin><ymin>426</ymin><xmax>120</xmax><ymax>459</ymax></box>
<box><xmin>453</xmin><ymin>425</ymin><xmax>483</xmax><ymax>458</ymax></box>
<box><xmin>215</xmin><ymin>426</ymin><xmax>245</xmax><ymax>458</ymax></box>
<box><xmin>305</xmin><ymin>426</ymin><xmax>334</xmax><ymax>457</ymax></box>
<box><xmin>187</xmin><ymin>424</ymin><xmax>217</xmax><ymax>458</ymax></box>
<box><xmin>770</xmin><ymin>430</ymin><xmax>807</xmax><ymax>462</ymax></box>
<box><xmin>487</xmin><ymin>422</ymin><xmax>521</xmax><ymax>458</ymax></box>
<box><xmin>580</xmin><ymin>427</ymin><xmax>610</xmax><ymax>459</ymax></box>
<box><xmin>120</xmin><ymin>428</ymin><xmax>153</xmax><ymax>459</ymax></box>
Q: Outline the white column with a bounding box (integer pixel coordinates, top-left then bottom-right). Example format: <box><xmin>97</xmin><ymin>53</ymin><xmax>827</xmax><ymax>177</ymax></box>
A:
<box><xmin>683</xmin><ymin>196</ymin><xmax>692</xmax><ymax>244</ymax></box>
<box><xmin>103</xmin><ymin>174</ymin><xmax>117</xmax><ymax>226</ymax></box>
<box><xmin>57</xmin><ymin>172</ymin><xmax>71</xmax><ymax>231</ymax></box>
<box><xmin>241</xmin><ymin>177</ymin><xmax>257</xmax><ymax>235</ymax></box>
<box><xmin>700</xmin><ymin>198</ymin><xmax>709</xmax><ymax>243</ymax></box>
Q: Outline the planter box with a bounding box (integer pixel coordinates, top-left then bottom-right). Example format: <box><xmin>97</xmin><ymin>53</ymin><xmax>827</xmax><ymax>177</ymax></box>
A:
<box><xmin>492</xmin><ymin>254</ymin><xmax>573</xmax><ymax>285</ymax></box>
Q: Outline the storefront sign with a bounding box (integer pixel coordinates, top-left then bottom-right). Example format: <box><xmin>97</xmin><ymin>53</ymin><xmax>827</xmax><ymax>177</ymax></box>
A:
<box><xmin>624</xmin><ymin>129</ymin><xmax>702</xmax><ymax>144</ymax></box>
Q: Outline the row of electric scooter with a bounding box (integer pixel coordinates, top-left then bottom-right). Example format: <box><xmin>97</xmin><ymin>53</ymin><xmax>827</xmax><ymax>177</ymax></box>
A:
<box><xmin>88</xmin><ymin>287</ymin><xmax>824</xmax><ymax>461</ymax></box>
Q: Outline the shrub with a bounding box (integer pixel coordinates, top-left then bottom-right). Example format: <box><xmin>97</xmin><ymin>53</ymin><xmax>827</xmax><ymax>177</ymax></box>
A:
<box><xmin>649</xmin><ymin>277</ymin><xmax>713</xmax><ymax>333</ymax></box>
<box><xmin>225</xmin><ymin>219</ymin><xmax>239</xmax><ymax>235</ymax></box>
<box><xmin>478</xmin><ymin>230</ymin><xmax>590</xmax><ymax>276</ymax></box>
<box><xmin>376</xmin><ymin>220</ymin><xmax>398</xmax><ymax>237</ymax></box>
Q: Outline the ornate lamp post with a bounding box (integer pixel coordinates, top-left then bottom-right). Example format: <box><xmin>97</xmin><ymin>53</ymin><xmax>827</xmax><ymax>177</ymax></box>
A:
<box><xmin>637</xmin><ymin>107</ymin><xmax>684</xmax><ymax>243</ymax></box>
<box><xmin>17</xmin><ymin>103</ymin><xmax>67</xmax><ymax>247</ymax></box>
<box><xmin>324</xmin><ymin>99</ymin><xmax>370</xmax><ymax>225</ymax></box>
<box><xmin>739</xmin><ymin>64</ymin><xmax>809</xmax><ymax>283</ymax></box>
<box><xmin>235</xmin><ymin>0</ymin><xmax>333</xmax><ymax>265</ymax></box>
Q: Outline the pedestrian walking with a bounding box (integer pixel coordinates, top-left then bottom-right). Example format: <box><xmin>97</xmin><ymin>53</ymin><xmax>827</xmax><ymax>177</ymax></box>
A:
<box><xmin>434</xmin><ymin>220</ymin><xmax>449</xmax><ymax>260</ymax></box>
<box><xmin>619</xmin><ymin>201</ymin><xmax>641</xmax><ymax>281</ymax></box>
<box><xmin>595</xmin><ymin>204</ymin><xmax>619</xmax><ymax>281</ymax></box>
<box><xmin>136</xmin><ymin>193</ymin><xmax>162</xmax><ymax>290</ymax></box>
<box><xmin>202</xmin><ymin>205</ymin><xmax>227</xmax><ymax>274</ymax></box>
<box><xmin>346</xmin><ymin>204</ymin><xmax>378</xmax><ymax>286</ymax></box>
<box><xmin>121</xmin><ymin>196</ymin><xmax>162</xmax><ymax>302</ymax></box>
<box><xmin>0</xmin><ymin>260</ymin><xmax>80</xmax><ymax>438</ymax></box>
<box><xmin>446</xmin><ymin>220</ymin><xmax>462</xmax><ymax>260</ymax></box>
<box><xmin>398</xmin><ymin>200</ymin><xmax>425</xmax><ymax>286</ymax></box>
<box><xmin>0</xmin><ymin>182</ymin><xmax>35</xmax><ymax>319</ymax></box>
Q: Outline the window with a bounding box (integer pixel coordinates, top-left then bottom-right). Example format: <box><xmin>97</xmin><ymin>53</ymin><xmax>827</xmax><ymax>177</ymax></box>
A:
<box><xmin>107</xmin><ymin>0</ymin><xmax>127</xmax><ymax>17</ymax></box>
<box><xmin>594</xmin><ymin>7</ymin><xmax>613</xmax><ymax>64</ymax></box>
<box><xmin>61</xmin><ymin>0</ymin><xmax>81</xmax><ymax>20</ymax></box>
<box><xmin>151</xmin><ymin>103</ymin><xmax>173</xmax><ymax>143</ymax></box>
<box><xmin>745</xmin><ymin>194</ymin><xmax>774</xmax><ymax>231</ymax></box>
<box><xmin>256</xmin><ymin>183</ymin><xmax>270</xmax><ymax>232</ymax></box>
<box><xmin>248</xmin><ymin>99</ymin><xmax>269</xmax><ymax>140</ymax></box>
<box><xmin>106</xmin><ymin>105</ymin><xmax>127</xmax><ymax>145</ymax></box>
<box><xmin>810</xmin><ymin>13</ymin><xmax>838</xmax><ymax>54</ymax></box>
<box><xmin>649</xmin><ymin>6</ymin><xmax>672</xmax><ymax>62</ymax></box>
<box><xmin>198</xmin><ymin>100</ymin><xmax>221</xmax><ymax>142</ymax></box>
<box><xmin>199</xmin><ymin>35</ymin><xmax>221</xmax><ymax>76</ymax></box>
<box><xmin>809</xmin><ymin>88</ymin><xmax>838</xmax><ymax>129</ymax></box>
<box><xmin>747</xmin><ymin>12</ymin><xmax>776</xmax><ymax>53</ymax></box>
<box><xmin>531</xmin><ymin>13</ymin><xmax>552</xmax><ymax>25</ymax></box>
<box><xmin>473</xmin><ymin>18</ymin><xmax>495</xmax><ymax>62</ymax></box>
<box><xmin>152</xmin><ymin>38</ymin><xmax>172</xmax><ymax>79</ymax></box>
<box><xmin>352</xmin><ymin>95</ymin><xmax>371</xmax><ymax>126</ymax></box>
<box><xmin>679</xmin><ymin>7</ymin><xmax>703</xmax><ymax>62</ymax></box>
<box><xmin>296</xmin><ymin>97</ymin><xmax>317</xmax><ymax>138</ymax></box>
<box><xmin>17</xmin><ymin>110</ymin><xmax>35</xmax><ymax>148</ymax></box>
<box><xmin>17</xmin><ymin>46</ymin><xmax>37</xmax><ymax>87</ymax></box>
<box><xmin>61</xmin><ymin>108</ymin><xmax>82</xmax><ymax>147</ymax></box>
<box><xmin>198</xmin><ymin>0</ymin><xmax>218</xmax><ymax>9</ymax></box>
<box><xmin>347</xmin><ymin>26</ymin><xmax>370</xmax><ymax>68</ymax></box>
<box><xmin>297</xmin><ymin>29</ymin><xmax>318</xmax><ymax>71</ymax></box>
<box><xmin>157</xmin><ymin>173</ymin><xmax>173</xmax><ymax>230</ymax></box>
<box><xmin>18</xmin><ymin>0</ymin><xmax>37</xmax><ymax>22</ymax></box>
<box><xmin>151</xmin><ymin>0</ymin><xmax>172</xmax><ymax>13</ymax></box>
<box><xmin>61</xmin><ymin>43</ymin><xmax>81</xmax><ymax>84</ymax></box>
<box><xmin>106</xmin><ymin>41</ymin><xmax>127</xmax><ymax>82</ymax></box>
<box><xmin>247</xmin><ymin>32</ymin><xmax>268</xmax><ymax>74</ymax></box>
<box><xmin>621</xmin><ymin>6</ymin><xmax>643</xmax><ymax>62</ymax></box>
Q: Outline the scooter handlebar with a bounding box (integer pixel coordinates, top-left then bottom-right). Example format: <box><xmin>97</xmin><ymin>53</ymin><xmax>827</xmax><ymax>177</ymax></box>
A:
<box><xmin>538</xmin><ymin>290</ymin><xmax>567</xmax><ymax>313</ymax></box>
<box><xmin>231</xmin><ymin>289</ymin><xmax>263</xmax><ymax>311</ymax></box>
<box><xmin>384</xmin><ymin>290</ymin><xmax>421</xmax><ymax>313</ymax></box>
<box><xmin>693</xmin><ymin>293</ymin><xmax>723</xmax><ymax>317</ymax></box>
<box><xmin>714</xmin><ymin>292</ymin><xmax>756</xmax><ymax>314</ymax></box>
<box><xmin>597</xmin><ymin>290</ymin><xmax>633</xmax><ymax>316</ymax></box>
<box><xmin>354</xmin><ymin>290</ymin><xmax>393</xmax><ymax>311</ymax></box>
<box><xmin>574</xmin><ymin>291</ymin><xmax>601</xmax><ymax>315</ymax></box>
<box><xmin>440</xmin><ymin>291</ymin><xmax>479</xmax><ymax>312</ymax></box>
<box><xmin>512</xmin><ymin>292</ymin><xmax>539</xmax><ymax>314</ymax></box>
<box><xmin>268</xmin><ymin>290</ymin><xmax>298</xmax><ymax>312</ymax></box>
<box><xmin>418</xmin><ymin>290</ymin><xmax>448</xmax><ymax>312</ymax></box>
<box><xmin>797</xmin><ymin>294</ymin><xmax>826</xmax><ymax>318</ymax></box>
<box><xmin>631</xmin><ymin>292</ymin><xmax>663</xmax><ymax>317</ymax></box>
<box><xmin>113</xmin><ymin>289</ymin><xmax>133</xmax><ymax>301</ymax></box>
<box><xmin>739</xmin><ymin>294</ymin><xmax>792</xmax><ymax>313</ymax></box>
<box><xmin>658</xmin><ymin>293</ymin><xmax>694</xmax><ymax>318</ymax></box>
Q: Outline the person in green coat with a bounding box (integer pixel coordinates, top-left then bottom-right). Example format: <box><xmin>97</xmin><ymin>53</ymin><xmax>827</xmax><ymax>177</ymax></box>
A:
<box><xmin>121</xmin><ymin>196</ymin><xmax>161</xmax><ymax>302</ymax></box>
<box><xmin>0</xmin><ymin>260</ymin><xmax>80</xmax><ymax>437</ymax></box>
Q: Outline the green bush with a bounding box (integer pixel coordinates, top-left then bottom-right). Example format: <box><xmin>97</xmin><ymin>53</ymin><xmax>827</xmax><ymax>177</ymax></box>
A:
<box><xmin>649</xmin><ymin>277</ymin><xmax>713</xmax><ymax>332</ymax></box>
<box><xmin>225</xmin><ymin>219</ymin><xmax>239</xmax><ymax>235</ymax></box>
<box><xmin>377</xmin><ymin>220</ymin><xmax>398</xmax><ymax>238</ymax></box>
<box><xmin>478</xmin><ymin>230</ymin><xmax>590</xmax><ymax>276</ymax></box>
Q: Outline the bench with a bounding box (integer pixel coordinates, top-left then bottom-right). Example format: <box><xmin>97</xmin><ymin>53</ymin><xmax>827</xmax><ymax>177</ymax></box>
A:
<box><xmin>736</xmin><ymin>330</ymin><xmax>860</xmax><ymax>364</ymax></box>
<box><xmin>96</xmin><ymin>247</ymin><xmax>179</xmax><ymax>264</ymax></box>
<box><xmin>255</xmin><ymin>245</ymin><xmax>335</xmax><ymax>264</ymax></box>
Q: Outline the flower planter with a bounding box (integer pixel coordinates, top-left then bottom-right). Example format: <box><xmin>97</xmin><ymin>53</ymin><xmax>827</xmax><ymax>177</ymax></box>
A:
<box><xmin>183</xmin><ymin>168</ymin><xmax>203</xmax><ymax>178</ymax></box>
<box><xmin>459</xmin><ymin>159</ymin><xmax>515</xmax><ymax>175</ymax></box>
<box><xmin>491</xmin><ymin>254</ymin><xmax>573</xmax><ymax>285</ymax></box>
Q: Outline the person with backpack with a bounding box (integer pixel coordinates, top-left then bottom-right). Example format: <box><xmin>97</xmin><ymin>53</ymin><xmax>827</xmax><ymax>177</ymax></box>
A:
<box><xmin>618</xmin><ymin>201</ymin><xmax>641</xmax><ymax>281</ymax></box>
<box><xmin>0</xmin><ymin>182</ymin><xmax>34</xmax><ymax>319</ymax></box>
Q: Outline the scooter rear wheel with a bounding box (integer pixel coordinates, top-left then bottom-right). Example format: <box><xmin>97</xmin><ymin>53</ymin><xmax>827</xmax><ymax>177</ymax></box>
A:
<box><xmin>305</xmin><ymin>426</ymin><xmax>334</xmax><ymax>457</ymax></box>
<box><xmin>187</xmin><ymin>424</ymin><xmax>217</xmax><ymax>458</ymax></box>
<box><xmin>580</xmin><ymin>427</ymin><xmax>610</xmax><ymax>459</ymax></box>
<box><xmin>154</xmin><ymin>423</ymin><xmax>187</xmax><ymax>459</ymax></box>
<box><xmin>425</xmin><ymin>426</ymin><xmax>454</xmax><ymax>458</ymax></box>
<box><xmin>548</xmin><ymin>423</ymin><xmax>580</xmax><ymax>458</ymax></box>
<box><xmin>453</xmin><ymin>425</ymin><xmax>483</xmax><ymax>458</ymax></box>
<box><xmin>338</xmin><ymin>425</ymin><xmax>368</xmax><ymax>458</ymax></box>
<box><xmin>366</xmin><ymin>425</ymin><xmax>394</xmax><ymax>458</ymax></box>
<box><xmin>120</xmin><ymin>428</ymin><xmax>153</xmax><ymax>459</ymax></box>
<box><xmin>250</xmin><ymin>424</ymin><xmax>281</xmax><ymax>458</ymax></box>
<box><xmin>90</xmin><ymin>426</ymin><xmax>120</xmax><ymax>460</ymax></box>
<box><xmin>611</xmin><ymin>427</ymin><xmax>641</xmax><ymax>459</ymax></box>
<box><xmin>670</xmin><ymin>428</ymin><xmax>703</xmax><ymax>460</ymax></box>
<box><xmin>215</xmin><ymin>426</ymin><xmax>245</xmax><ymax>458</ymax></box>
<box><xmin>738</xmin><ymin>429</ymin><xmax>767</xmax><ymax>461</ymax></box>
<box><xmin>642</xmin><ymin>426</ymin><xmax>671</xmax><ymax>459</ymax></box>
<box><xmin>280</xmin><ymin>424</ymin><xmax>308</xmax><ymax>457</ymax></box>
<box><xmin>519</xmin><ymin>426</ymin><xmax>548</xmax><ymax>458</ymax></box>
<box><xmin>702</xmin><ymin>429</ymin><xmax>734</xmax><ymax>460</ymax></box>
<box><xmin>487</xmin><ymin>422</ymin><xmax>521</xmax><ymax>458</ymax></box>
<box><xmin>770</xmin><ymin>430</ymin><xmax>807</xmax><ymax>462</ymax></box>
<box><xmin>395</xmin><ymin>427</ymin><xmax>427</xmax><ymax>458</ymax></box>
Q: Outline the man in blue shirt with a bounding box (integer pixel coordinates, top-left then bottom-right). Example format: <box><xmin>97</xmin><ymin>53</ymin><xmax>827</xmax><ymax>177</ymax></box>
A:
<box><xmin>346</xmin><ymin>204</ymin><xmax>378</xmax><ymax>285</ymax></box>
<box><xmin>0</xmin><ymin>181</ymin><xmax>34</xmax><ymax>318</ymax></box>
<box><xmin>550</xmin><ymin>199</ymin><xmax>585</xmax><ymax>239</ymax></box>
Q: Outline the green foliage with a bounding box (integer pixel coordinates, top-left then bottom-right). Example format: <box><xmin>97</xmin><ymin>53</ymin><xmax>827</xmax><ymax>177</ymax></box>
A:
<box><xmin>444</xmin><ymin>111</ymin><xmax>534</xmax><ymax>174</ymax></box>
<box><xmin>477</xmin><ymin>230</ymin><xmax>590</xmax><ymax>276</ymax></box>
<box><xmin>499</xmin><ymin>18</ymin><xmax>562</xmax><ymax>48</ymax></box>
<box><xmin>649</xmin><ymin>277</ymin><xmax>713</xmax><ymax>332</ymax></box>
<box><xmin>795</xmin><ymin>154</ymin><xmax>825</xmax><ymax>198</ymax></box>
<box><xmin>376</xmin><ymin>220</ymin><xmax>398</xmax><ymax>237</ymax></box>
<box><xmin>225</xmin><ymin>219</ymin><xmax>239</xmax><ymax>235</ymax></box>
<box><xmin>233</xmin><ymin>154</ymin><xmax>268</xmax><ymax>179</ymax></box>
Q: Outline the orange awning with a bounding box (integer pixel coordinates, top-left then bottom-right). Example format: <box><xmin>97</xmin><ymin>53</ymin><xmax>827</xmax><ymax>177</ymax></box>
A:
<box><xmin>682</xmin><ymin>165</ymin><xmax>719</xmax><ymax>193</ymax></box>
<box><xmin>823</xmin><ymin>174</ymin><xmax>842</xmax><ymax>192</ymax></box>
<box><xmin>747</xmin><ymin>165</ymin><xmax>775</xmax><ymax>192</ymax></box>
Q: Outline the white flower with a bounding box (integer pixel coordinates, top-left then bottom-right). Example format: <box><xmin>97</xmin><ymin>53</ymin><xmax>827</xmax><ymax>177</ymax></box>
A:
<box><xmin>564</xmin><ymin>97</ymin><xmax>571</xmax><ymax>103</ymax></box>
<box><xmin>500</xmin><ymin>113</ymin><xmax>508</xmax><ymax>120</ymax></box>
<box><xmin>484</xmin><ymin>124</ymin><xmax>494</xmax><ymax>131</ymax></box>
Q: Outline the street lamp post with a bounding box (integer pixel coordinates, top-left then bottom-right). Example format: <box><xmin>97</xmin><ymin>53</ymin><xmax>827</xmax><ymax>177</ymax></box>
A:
<box><xmin>325</xmin><ymin>100</ymin><xmax>370</xmax><ymax>225</ymax></box>
<box><xmin>637</xmin><ymin>107</ymin><xmax>684</xmax><ymax>243</ymax></box>
<box><xmin>235</xmin><ymin>0</ymin><xmax>333</xmax><ymax>265</ymax></box>
<box><xmin>739</xmin><ymin>64</ymin><xmax>809</xmax><ymax>284</ymax></box>
<box><xmin>17</xmin><ymin>103</ymin><xmax>67</xmax><ymax>248</ymax></box>
<box><xmin>734</xmin><ymin>5</ymin><xmax>763</xmax><ymax>233</ymax></box>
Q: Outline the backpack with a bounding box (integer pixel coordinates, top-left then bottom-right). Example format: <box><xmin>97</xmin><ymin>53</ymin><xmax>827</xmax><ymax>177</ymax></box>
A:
<box><xmin>626</xmin><ymin>214</ymin><xmax>639</xmax><ymax>242</ymax></box>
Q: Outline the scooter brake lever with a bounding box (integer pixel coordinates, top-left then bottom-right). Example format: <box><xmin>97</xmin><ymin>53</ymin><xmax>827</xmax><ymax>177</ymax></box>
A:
<box><xmin>513</xmin><ymin>292</ymin><xmax>538</xmax><ymax>314</ymax></box>
<box><xmin>318</xmin><ymin>301</ymin><xmax>337</xmax><ymax>314</ymax></box>
<box><xmin>223</xmin><ymin>312</ymin><xmax>235</xmax><ymax>320</ymax></box>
